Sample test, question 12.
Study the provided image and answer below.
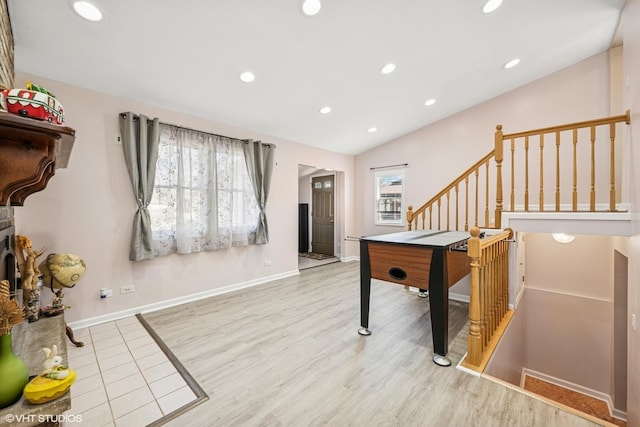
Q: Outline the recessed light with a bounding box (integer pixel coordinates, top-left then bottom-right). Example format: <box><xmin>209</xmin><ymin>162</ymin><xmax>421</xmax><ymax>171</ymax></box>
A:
<box><xmin>380</xmin><ymin>63</ymin><xmax>396</xmax><ymax>75</ymax></box>
<box><xmin>368</xmin><ymin>127</ymin><xmax>377</xmax><ymax>133</ymax></box>
<box><xmin>72</xmin><ymin>1</ymin><xmax>103</xmax><ymax>22</ymax></box>
<box><xmin>503</xmin><ymin>58</ymin><xmax>520</xmax><ymax>69</ymax></box>
<box><xmin>482</xmin><ymin>0</ymin><xmax>503</xmax><ymax>14</ymax></box>
<box><xmin>239</xmin><ymin>71</ymin><xmax>256</xmax><ymax>83</ymax></box>
<box><xmin>301</xmin><ymin>0</ymin><xmax>322</xmax><ymax>16</ymax></box>
<box><xmin>424</xmin><ymin>98</ymin><xmax>436</xmax><ymax>106</ymax></box>
<box><xmin>319</xmin><ymin>106</ymin><xmax>332</xmax><ymax>114</ymax></box>
<box><xmin>552</xmin><ymin>233</ymin><xmax>575</xmax><ymax>244</ymax></box>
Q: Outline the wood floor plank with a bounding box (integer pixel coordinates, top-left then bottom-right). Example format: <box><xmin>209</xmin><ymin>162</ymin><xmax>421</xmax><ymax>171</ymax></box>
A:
<box><xmin>142</xmin><ymin>261</ymin><xmax>599</xmax><ymax>427</ymax></box>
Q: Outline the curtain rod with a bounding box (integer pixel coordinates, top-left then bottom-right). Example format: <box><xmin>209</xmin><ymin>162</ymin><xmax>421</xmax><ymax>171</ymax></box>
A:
<box><xmin>119</xmin><ymin>112</ymin><xmax>276</xmax><ymax>147</ymax></box>
<box><xmin>369</xmin><ymin>163</ymin><xmax>408</xmax><ymax>171</ymax></box>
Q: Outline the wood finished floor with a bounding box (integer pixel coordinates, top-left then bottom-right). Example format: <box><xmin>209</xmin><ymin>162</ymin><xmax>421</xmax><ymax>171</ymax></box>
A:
<box><xmin>142</xmin><ymin>261</ymin><xmax>600</xmax><ymax>427</ymax></box>
<box><xmin>523</xmin><ymin>376</ymin><xmax>626</xmax><ymax>426</ymax></box>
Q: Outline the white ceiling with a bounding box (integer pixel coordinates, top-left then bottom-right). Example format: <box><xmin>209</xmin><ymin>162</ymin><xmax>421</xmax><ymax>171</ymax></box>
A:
<box><xmin>8</xmin><ymin>0</ymin><xmax>625</xmax><ymax>155</ymax></box>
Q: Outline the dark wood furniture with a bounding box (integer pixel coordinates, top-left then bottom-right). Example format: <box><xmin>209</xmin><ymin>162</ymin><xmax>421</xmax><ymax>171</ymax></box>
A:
<box><xmin>358</xmin><ymin>230</ymin><xmax>471</xmax><ymax>366</ymax></box>
<box><xmin>0</xmin><ymin>111</ymin><xmax>79</xmax><ymax>347</ymax></box>
<box><xmin>0</xmin><ymin>112</ymin><xmax>75</xmax><ymax>206</ymax></box>
<box><xmin>298</xmin><ymin>203</ymin><xmax>309</xmax><ymax>253</ymax></box>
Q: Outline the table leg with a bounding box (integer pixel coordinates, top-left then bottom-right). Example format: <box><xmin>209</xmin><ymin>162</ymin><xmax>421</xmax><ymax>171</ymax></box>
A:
<box><xmin>358</xmin><ymin>240</ymin><xmax>372</xmax><ymax>336</ymax></box>
<box><xmin>66</xmin><ymin>324</ymin><xmax>84</xmax><ymax>347</ymax></box>
<box><xmin>428</xmin><ymin>249</ymin><xmax>450</xmax><ymax>366</ymax></box>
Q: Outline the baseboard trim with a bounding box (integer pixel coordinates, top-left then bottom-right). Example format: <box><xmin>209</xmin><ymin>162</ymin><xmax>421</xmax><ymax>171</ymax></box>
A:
<box><xmin>456</xmin><ymin>353</ymin><xmax>481</xmax><ymax>377</ymax></box>
<box><xmin>67</xmin><ymin>269</ymin><xmax>300</xmax><ymax>330</ymax></box>
<box><xmin>524</xmin><ymin>285</ymin><xmax>612</xmax><ymax>303</ymax></box>
<box><xmin>406</xmin><ymin>287</ymin><xmax>469</xmax><ymax>304</ymax></box>
<box><xmin>449</xmin><ymin>292</ymin><xmax>469</xmax><ymax>304</ymax></box>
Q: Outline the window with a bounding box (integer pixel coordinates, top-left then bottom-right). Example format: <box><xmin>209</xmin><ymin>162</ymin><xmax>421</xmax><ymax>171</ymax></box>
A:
<box><xmin>374</xmin><ymin>169</ymin><xmax>404</xmax><ymax>225</ymax></box>
<box><xmin>149</xmin><ymin>125</ymin><xmax>259</xmax><ymax>255</ymax></box>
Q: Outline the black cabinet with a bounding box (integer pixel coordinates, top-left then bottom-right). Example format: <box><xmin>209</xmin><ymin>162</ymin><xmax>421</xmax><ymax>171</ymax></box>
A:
<box><xmin>298</xmin><ymin>203</ymin><xmax>309</xmax><ymax>253</ymax></box>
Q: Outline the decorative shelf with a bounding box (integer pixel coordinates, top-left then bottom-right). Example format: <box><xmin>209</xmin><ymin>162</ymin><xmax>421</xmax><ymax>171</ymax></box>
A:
<box><xmin>0</xmin><ymin>316</ymin><xmax>71</xmax><ymax>426</ymax></box>
<box><xmin>0</xmin><ymin>112</ymin><xmax>75</xmax><ymax>206</ymax></box>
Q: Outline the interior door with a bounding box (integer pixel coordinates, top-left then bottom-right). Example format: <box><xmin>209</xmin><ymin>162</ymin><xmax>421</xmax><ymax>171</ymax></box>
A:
<box><xmin>311</xmin><ymin>175</ymin><xmax>334</xmax><ymax>255</ymax></box>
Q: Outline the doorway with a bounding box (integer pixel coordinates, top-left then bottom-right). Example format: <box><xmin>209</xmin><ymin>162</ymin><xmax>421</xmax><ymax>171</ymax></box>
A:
<box><xmin>298</xmin><ymin>165</ymin><xmax>344</xmax><ymax>270</ymax></box>
<box><xmin>311</xmin><ymin>175</ymin><xmax>334</xmax><ymax>256</ymax></box>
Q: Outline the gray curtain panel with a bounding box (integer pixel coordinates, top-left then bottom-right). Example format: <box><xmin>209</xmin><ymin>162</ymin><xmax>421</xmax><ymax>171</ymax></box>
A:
<box><xmin>243</xmin><ymin>140</ymin><xmax>275</xmax><ymax>244</ymax></box>
<box><xmin>119</xmin><ymin>112</ymin><xmax>160</xmax><ymax>261</ymax></box>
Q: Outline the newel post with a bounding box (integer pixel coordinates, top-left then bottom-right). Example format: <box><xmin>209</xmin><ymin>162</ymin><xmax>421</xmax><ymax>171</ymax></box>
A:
<box><xmin>406</xmin><ymin>205</ymin><xmax>414</xmax><ymax>231</ymax></box>
<box><xmin>467</xmin><ymin>226</ymin><xmax>483</xmax><ymax>367</ymax></box>
<box><xmin>494</xmin><ymin>125</ymin><xmax>504</xmax><ymax>229</ymax></box>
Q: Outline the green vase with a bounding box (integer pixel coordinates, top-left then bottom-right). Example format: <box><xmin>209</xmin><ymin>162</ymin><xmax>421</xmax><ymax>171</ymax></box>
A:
<box><xmin>0</xmin><ymin>333</ymin><xmax>29</xmax><ymax>409</ymax></box>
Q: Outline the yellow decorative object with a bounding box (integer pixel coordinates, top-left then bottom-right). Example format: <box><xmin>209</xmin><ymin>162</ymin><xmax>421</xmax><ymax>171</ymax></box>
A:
<box><xmin>39</xmin><ymin>253</ymin><xmax>86</xmax><ymax>289</ymax></box>
<box><xmin>23</xmin><ymin>369</ymin><xmax>76</xmax><ymax>404</ymax></box>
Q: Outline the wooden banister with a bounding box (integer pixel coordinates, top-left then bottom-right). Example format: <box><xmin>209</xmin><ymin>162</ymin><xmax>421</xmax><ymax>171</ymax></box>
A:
<box><xmin>464</xmin><ymin>226</ymin><xmax>513</xmax><ymax>370</ymax></box>
<box><xmin>501</xmin><ymin>111</ymin><xmax>630</xmax><ymax>139</ymax></box>
<box><xmin>409</xmin><ymin>111</ymin><xmax>630</xmax><ymax>232</ymax></box>
<box><xmin>405</xmin><ymin>111</ymin><xmax>632</xmax><ymax>372</ymax></box>
<box><xmin>495</xmin><ymin>110</ymin><xmax>630</xmax><ymax>216</ymax></box>
<box><xmin>407</xmin><ymin>150</ymin><xmax>496</xmax><ymax>231</ymax></box>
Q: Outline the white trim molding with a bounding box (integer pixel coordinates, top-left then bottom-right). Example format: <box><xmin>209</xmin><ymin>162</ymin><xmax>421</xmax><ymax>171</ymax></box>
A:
<box><xmin>68</xmin><ymin>269</ymin><xmax>300</xmax><ymax>330</ymax></box>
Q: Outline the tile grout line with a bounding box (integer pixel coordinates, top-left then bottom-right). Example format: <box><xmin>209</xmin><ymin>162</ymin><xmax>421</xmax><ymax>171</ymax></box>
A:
<box><xmin>114</xmin><ymin>317</ymin><xmax>163</xmax><ymax>422</ymax></box>
<box><xmin>72</xmin><ymin>315</ymin><xmax>207</xmax><ymax>426</ymax></box>
<box><xmin>89</xmin><ymin>324</ymin><xmax>118</xmax><ymax>426</ymax></box>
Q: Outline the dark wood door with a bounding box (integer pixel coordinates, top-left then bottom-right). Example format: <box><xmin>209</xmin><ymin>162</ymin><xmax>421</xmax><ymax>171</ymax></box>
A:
<box><xmin>311</xmin><ymin>175</ymin><xmax>334</xmax><ymax>255</ymax></box>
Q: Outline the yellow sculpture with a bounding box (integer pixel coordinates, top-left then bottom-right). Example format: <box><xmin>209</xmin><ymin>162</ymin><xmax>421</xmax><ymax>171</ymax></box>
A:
<box><xmin>23</xmin><ymin>345</ymin><xmax>76</xmax><ymax>404</ymax></box>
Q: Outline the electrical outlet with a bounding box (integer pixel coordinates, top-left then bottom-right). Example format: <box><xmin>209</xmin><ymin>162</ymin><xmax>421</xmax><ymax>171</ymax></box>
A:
<box><xmin>115</xmin><ymin>134</ymin><xmax>122</xmax><ymax>145</ymax></box>
<box><xmin>264</xmin><ymin>260</ymin><xmax>272</xmax><ymax>266</ymax></box>
<box><xmin>98</xmin><ymin>288</ymin><xmax>112</xmax><ymax>299</ymax></box>
<box><xmin>121</xmin><ymin>284</ymin><xmax>135</xmax><ymax>294</ymax></box>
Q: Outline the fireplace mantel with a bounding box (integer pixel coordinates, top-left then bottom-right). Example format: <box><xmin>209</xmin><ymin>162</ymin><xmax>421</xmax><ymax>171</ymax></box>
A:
<box><xmin>0</xmin><ymin>111</ymin><xmax>75</xmax><ymax>206</ymax></box>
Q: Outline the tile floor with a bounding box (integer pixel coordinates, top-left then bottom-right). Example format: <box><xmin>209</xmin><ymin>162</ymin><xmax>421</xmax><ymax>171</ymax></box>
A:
<box><xmin>298</xmin><ymin>255</ymin><xmax>340</xmax><ymax>270</ymax></box>
<box><xmin>63</xmin><ymin>316</ymin><xmax>197</xmax><ymax>426</ymax></box>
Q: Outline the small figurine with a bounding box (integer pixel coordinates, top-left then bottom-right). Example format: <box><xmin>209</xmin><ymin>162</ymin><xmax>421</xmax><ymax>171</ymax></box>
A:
<box><xmin>1</xmin><ymin>81</ymin><xmax>65</xmax><ymax>124</ymax></box>
<box><xmin>15</xmin><ymin>235</ymin><xmax>45</xmax><ymax>322</ymax></box>
<box><xmin>23</xmin><ymin>344</ymin><xmax>76</xmax><ymax>404</ymax></box>
<box><xmin>40</xmin><ymin>345</ymin><xmax>67</xmax><ymax>378</ymax></box>
<box><xmin>41</xmin><ymin>290</ymin><xmax>69</xmax><ymax>317</ymax></box>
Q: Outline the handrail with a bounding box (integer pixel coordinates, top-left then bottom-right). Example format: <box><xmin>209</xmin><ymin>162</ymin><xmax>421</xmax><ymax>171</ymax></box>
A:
<box><xmin>407</xmin><ymin>150</ymin><xmax>496</xmax><ymax>231</ymax></box>
<box><xmin>501</xmin><ymin>111</ymin><xmax>631</xmax><ymax>139</ymax></box>
<box><xmin>403</xmin><ymin>111</ymin><xmax>632</xmax><ymax>371</ymax></box>
<box><xmin>465</xmin><ymin>226</ymin><xmax>513</xmax><ymax>369</ymax></box>
<box><xmin>407</xmin><ymin>111</ymin><xmax>631</xmax><ymax>231</ymax></box>
<box><xmin>494</xmin><ymin>110</ymin><xmax>631</xmax><ymax>227</ymax></box>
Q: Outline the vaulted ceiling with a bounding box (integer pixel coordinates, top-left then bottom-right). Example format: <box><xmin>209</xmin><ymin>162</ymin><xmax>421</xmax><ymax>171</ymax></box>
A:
<box><xmin>8</xmin><ymin>0</ymin><xmax>625</xmax><ymax>155</ymax></box>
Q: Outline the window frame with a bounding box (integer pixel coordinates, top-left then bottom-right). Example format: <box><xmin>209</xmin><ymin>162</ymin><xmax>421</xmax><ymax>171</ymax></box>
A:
<box><xmin>374</xmin><ymin>169</ymin><xmax>405</xmax><ymax>226</ymax></box>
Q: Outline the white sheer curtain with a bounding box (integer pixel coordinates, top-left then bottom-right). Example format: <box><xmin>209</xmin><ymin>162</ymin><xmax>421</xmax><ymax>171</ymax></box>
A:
<box><xmin>150</xmin><ymin>125</ymin><xmax>259</xmax><ymax>256</ymax></box>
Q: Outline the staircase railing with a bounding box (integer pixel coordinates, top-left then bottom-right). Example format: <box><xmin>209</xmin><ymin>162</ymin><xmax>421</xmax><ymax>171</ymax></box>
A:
<box><xmin>494</xmin><ymin>110</ymin><xmax>631</xmax><ymax>227</ymax></box>
<box><xmin>463</xmin><ymin>226</ymin><xmax>513</xmax><ymax>370</ymax></box>
<box><xmin>407</xmin><ymin>150</ymin><xmax>496</xmax><ymax>231</ymax></box>
<box><xmin>407</xmin><ymin>111</ymin><xmax>631</xmax><ymax>230</ymax></box>
<box><xmin>405</xmin><ymin>112</ymin><xmax>631</xmax><ymax>371</ymax></box>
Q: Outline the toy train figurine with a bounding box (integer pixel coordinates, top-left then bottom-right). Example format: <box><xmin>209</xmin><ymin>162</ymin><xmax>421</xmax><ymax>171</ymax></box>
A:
<box><xmin>0</xmin><ymin>81</ymin><xmax>65</xmax><ymax>125</ymax></box>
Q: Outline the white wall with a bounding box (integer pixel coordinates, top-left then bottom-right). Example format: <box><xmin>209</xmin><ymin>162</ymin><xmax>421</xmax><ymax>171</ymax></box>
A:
<box><xmin>525</xmin><ymin>234</ymin><xmax>611</xmax><ymax>299</ymax></box>
<box><xmin>487</xmin><ymin>233</ymin><xmax>624</xmax><ymax>408</ymax></box>
<box><xmin>523</xmin><ymin>233</ymin><xmax>613</xmax><ymax>395</ymax></box>
<box><xmin>354</xmin><ymin>51</ymin><xmax>612</xmax><ymax>240</ymax></box>
<box><xmin>13</xmin><ymin>71</ymin><xmax>357</xmax><ymax>324</ymax></box>
<box><xmin>621</xmin><ymin>0</ymin><xmax>640</xmax><ymax>423</ymax></box>
<box><xmin>354</xmin><ymin>52</ymin><xmax>612</xmax><ymax>304</ymax></box>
